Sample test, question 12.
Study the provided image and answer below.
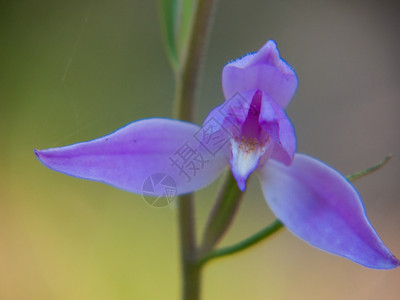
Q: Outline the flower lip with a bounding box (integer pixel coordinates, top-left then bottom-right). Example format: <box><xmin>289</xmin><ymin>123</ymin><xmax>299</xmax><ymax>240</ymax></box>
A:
<box><xmin>230</xmin><ymin>135</ymin><xmax>271</xmax><ymax>191</ymax></box>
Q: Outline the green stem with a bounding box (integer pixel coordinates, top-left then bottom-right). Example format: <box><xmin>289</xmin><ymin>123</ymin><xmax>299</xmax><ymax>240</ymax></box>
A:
<box><xmin>199</xmin><ymin>220</ymin><xmax>284</xmax><ymax>266</ymax></box>
<box><xmin>177</xmin><ymin>194</ymin><xmax>200</xmax><ymax>300</ymax></box>
<box><xmin>346</xmin><ymin>154</ymin><xmax>392</xmax><ymax>182</ymax></box>
<box><xmin>174</xmin><ymin>1</ymin><xmax>219</xmax><ymax>299</ymax></box>
<box><xmin>200</xmin><ymin>172</ymin><xmax>243</xmax><ymax>253</ymax></box>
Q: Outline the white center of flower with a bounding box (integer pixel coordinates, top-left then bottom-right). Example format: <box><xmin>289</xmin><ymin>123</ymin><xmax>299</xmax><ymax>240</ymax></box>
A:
<box><xmin>230</xmin><ymin>136</ymin><xmax>269</xmax><ymax>190</ymax></box>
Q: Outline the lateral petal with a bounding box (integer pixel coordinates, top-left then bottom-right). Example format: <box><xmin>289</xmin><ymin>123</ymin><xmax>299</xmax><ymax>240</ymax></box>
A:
<box><xmin>258</xmin><ymin>154</ymin><xmax>399</xmax><ymax>269</ymax></box>
<box><xmin>36</xmin><ymin>118</ymin><xmax>229</xmax><ymax>195</ymax></box>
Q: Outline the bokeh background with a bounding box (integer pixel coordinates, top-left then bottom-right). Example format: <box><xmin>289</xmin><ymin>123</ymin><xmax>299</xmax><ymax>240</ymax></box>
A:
<box><xmin>1</xmin><ymin>0</ymin><xmax>399</xmax><ymax>299</ymax></box>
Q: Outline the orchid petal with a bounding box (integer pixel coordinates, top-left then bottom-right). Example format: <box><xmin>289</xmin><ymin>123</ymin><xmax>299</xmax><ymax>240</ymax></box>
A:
<box><xmin>258</xmin><ymin>90</ymin><xmax>296</xmax><ymax>165</ymax></box>
<box><xmin>258</xmin><ymin>154</ymin><xmax>399</xmax><ymax>269</ymax></box>
<box><xmin>222</xmin><ymin>40</ymin><xmax>298</xmax><ymax>108</ymax></box>
<box><xmin>36</xmin><ymin>118</ymin><xmax>229</xmax><ymax>196</ymax></box>
<box><xmin>203</xmin><ymin>90</ymin><xmax>296</xmax><ymax>188</ymax></box>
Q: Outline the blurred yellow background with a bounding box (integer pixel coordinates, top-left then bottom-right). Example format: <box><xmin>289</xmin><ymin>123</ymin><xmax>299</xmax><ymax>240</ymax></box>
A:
<box><xmin>1</xmin><ymin>0</ymin><xmax>399</xmax><ymax>299</ymax></box>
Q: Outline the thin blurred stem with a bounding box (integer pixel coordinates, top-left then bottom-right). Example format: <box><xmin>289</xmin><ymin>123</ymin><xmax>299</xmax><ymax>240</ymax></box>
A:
<box><xmin>199</xmin><ymin>220</ymin><xmax>284</xmax><ymax>266</ymax></box>
<box><xmin>177</xmin><ymin>193</ymin><xmax>200</xmax><ymax>300</ymax></box>
<box><xmin>174</xmin><ymin>0</ymin><xmax>219</xmax><ymax>121</ymax></box>
<box><xmin>347</xmin><ymin>155</ymin><xmax>392</xmax><ymax>182</ymax></box>
<box><xmin>174</xmin><ymin>1</ymin><xmax>219</xmax><ymax>300</ymax></box>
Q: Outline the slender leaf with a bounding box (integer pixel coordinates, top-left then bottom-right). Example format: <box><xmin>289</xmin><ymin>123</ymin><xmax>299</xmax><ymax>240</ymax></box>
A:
<box><xmin>159</xmin><ymin>0</ymin><xmax>197</xmax><ymax>71</ymax></box>
<box><xmin>178</xmin><ymin>0</ymin><xmax>196</xmax><ymax>59</ymax></box>
<box><xmin>198</xmin><ymin>220</ymin><xmax>284</xmax><ymax>266</ymax></box>
<box><xmin>159</xmin><ymin>0</ymin><xmax>179</xmax><ymax>69</ymax></box>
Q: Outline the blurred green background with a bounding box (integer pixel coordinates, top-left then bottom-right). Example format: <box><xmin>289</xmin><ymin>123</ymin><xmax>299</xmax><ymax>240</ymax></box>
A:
<box><xmin>1</xmin><ymin>0</ymin><xmax>399</xmax><ymax>299</ymax></box>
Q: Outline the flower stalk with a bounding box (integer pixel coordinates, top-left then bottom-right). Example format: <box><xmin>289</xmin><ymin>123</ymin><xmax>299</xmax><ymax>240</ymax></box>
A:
<box><xmin>177</xmin><ymin>194</ymin><xmax>200</xmax><ymax>300</ymax></box>
<box><xmin>173</xmin><ymin>0</ymin><xmax>219</xmax><ymax>299</ymax></box>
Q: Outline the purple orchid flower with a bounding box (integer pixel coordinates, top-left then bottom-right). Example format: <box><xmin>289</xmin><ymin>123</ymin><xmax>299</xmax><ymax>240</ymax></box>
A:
<box><xmin>35</xmin><ymin>40</ymin><xmax>399</xmax><ymax>269</ymax></box>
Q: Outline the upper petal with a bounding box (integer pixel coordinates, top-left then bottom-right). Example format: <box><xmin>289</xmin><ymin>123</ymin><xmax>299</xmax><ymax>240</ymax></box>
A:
<box><xmin>258</xmin><ymin>154</ymin><xmax>399</xmax><ymax>269</ymax></box>
<box><xmin>222</xmin><ymin>40</ymin><xmax>298</xmax><ymax>108</ymax></box>
<box><xmin>36</xmin><ymin>118</ymin><xmax>229</xmax><ymax>196</ymax></box>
